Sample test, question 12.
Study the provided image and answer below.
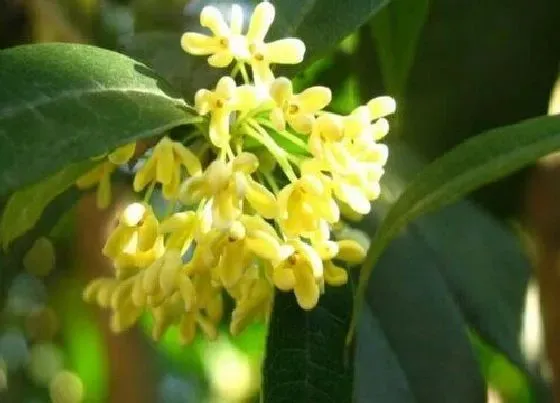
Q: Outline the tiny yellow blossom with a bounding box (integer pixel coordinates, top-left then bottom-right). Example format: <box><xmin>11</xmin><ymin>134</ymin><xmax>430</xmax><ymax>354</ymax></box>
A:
<box><xmin>134</xmin><ymin>137</ymin><xmax>201</xmax><ymax>199</ymax></box>
<box><xmin>245</xmin><ymin>3</ymin><xmax>305</xmax><ymax>86</ymax></box>
<box><xmin>272</xmin><ymin>239</ymin><xmax>323</xmax><ymax>310</ymax></box>
<box><xmin>214</xmin><ymin>215</ymin><xmax>293</xmax><ymax>288</ymax></box>
<box><xmin>270</xmin><ymin>77</ymin><xmax>332</xmax><ymax>134</ymax></box>
<box><xmin>181</xmin><ymin>4</ymin><xmax>248</xmax><ymax>68</ymax></box>
<box><xmin>182</xmin><ymin>153</ymin><xmax>277</xmax><ymax>226</ymax></box>
<box><xmin>195</xmin><ymin>77</ymin><xmax>259</xmax><ymax>148</ymax></box>
<box><xmin>277</xmin><ymin>173</ymin><xmax>339</xmax><ymax>237</ymax></box>
<box><xmin>230</xmin><ymin>270</ymin><xmax>273</xmax><ymax>335</ymax></box>
<box><xmin>77</xmin><ymin>143</ymin><xmax>136</xmax><ymax>209</ymax></box>
<box><xmin>103</xmin><ymin>202</ymin><xmax>163</xmax><ymax>271</ymax></box>
<box><xmin>76</xmin><ymin>161</ymin><xmax>116</xmax><ymax>209</ymax></box>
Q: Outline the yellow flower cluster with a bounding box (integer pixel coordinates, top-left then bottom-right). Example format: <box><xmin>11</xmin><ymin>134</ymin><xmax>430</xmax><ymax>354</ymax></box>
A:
<box><xmin>82</xmin><ymin>1</ymin><xmax>395</xmax><ymax>343</ymax></box>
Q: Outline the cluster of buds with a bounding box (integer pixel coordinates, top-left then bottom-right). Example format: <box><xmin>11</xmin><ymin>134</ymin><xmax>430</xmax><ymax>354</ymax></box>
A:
<box><xmin>81</xmin><ymin>1</ymin><xmax>395</xmax><ymax>344</ymax></box>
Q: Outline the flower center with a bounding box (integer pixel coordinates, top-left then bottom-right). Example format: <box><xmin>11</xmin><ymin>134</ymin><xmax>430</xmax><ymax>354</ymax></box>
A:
<box><xmin>287</xmin><ymin>104</ymin><xmax>299</xmax><ymax>115</ymax></box>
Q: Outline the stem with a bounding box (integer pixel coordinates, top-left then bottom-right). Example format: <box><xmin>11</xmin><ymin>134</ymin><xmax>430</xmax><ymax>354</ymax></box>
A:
<box><xmin>262</xmin><ymin>172</ymin><xmax>280</xmax><ymax>194</ymax></box>
<box><xmin>239</xmin><ymin>62</ymin><xmax>250</xmax><ymax>84</ymax></box>
<box><xmin>244</xmin><ymin>119</ymin><xmax>297</xmax><ymax>182</ymax></box>
<box><xmin>259</xmin><ymin>120</ymin><xmax>308</xmax><ymax>151</ymax></box>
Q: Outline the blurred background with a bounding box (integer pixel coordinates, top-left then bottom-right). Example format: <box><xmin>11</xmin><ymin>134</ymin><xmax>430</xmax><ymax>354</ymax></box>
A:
<box><xmin>0</xmin><ymin>0</ymin><xmax>559</xmax><ymax>402</ymax></box>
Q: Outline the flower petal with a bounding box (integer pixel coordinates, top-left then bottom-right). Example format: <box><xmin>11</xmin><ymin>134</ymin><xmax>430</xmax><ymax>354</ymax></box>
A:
<box><xmin>108</xmin><ymin>143</ymin><xmax>136</xmax><ymax>165</ymax></box>
<box><xmin>245</xmin><ymin>180</ymin><xmax>277</xmax><ymax>218</ymax></box>
<box><xmin>200</xmin><ymin>6</ymin><xmax>229</xmax><ymax>36</ymax></box>
<box><xmin>180</xmin><ymin>32</ymin><xmax>220</xmax><ymax>55</ymax></box>
<box><xmin>296</xmin><ymin>86</ymin><xmax>331</xmax><ymax>112</ymax></box>
<box><xmin>247</xmin><ymin>1</ymin><xmax>275</xmax><ymax>42</ymax></box>
<box><xmin>265</xmin><ymin>39</ymin><xmax>305</xmax><ymax>64</ymax></box>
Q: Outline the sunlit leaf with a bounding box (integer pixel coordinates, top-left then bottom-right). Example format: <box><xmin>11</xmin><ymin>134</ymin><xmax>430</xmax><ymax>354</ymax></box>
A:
<box><xmin>0</xmin><ymin>43</ymin><xmax>194</xmax><ymax>196</ymax></box>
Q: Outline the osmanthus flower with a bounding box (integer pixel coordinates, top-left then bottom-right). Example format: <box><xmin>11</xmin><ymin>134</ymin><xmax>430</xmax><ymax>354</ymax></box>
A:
<box><xmin>229</xmin><ymin>266</ymin><xmax>273</xmax><ymax>335</ymax></box>
<box><xmin>102</xmin><ymin>202</ymin><xmax>163</xmax><ymax>272</ymax></box>
<box><xmin>134</xmin><ymin>137</ymin><xmax>201</xmax><ymax>199</ymax></box>
<box><xmin>181</xmin><ymin>152</ymin><xmax>277</xmax><ymax>226</ymax></box>
<box><xmin>181</xmin><ymin>4</ymin><xmax>248</xmax><ymax>68</ymax></box>
<box><xmin>194</xmin><ymin>77</ymin><xmax>259</xmax><ymax>148</ymax></box>
<box><xmin>269</xmin><ymin>77</ymin><xmax>332</xmax><ymax>134</ymax></box>
<box><xmin>83</xmin><ymin>0</ymin><xmax>396</xmax><ymax>343</ymax></box>
<box><xmin>245</xmin><ymin>2</ymin><xmax>305</xmax><ymax>86</ymax></box>
<box><xmin>277</xmin><ymin>173</ymin><xmax>339</xmax><ymax>237</ymax></box>
<box><xmin>76</xmin><ymin>142</ymin><xmax>136</xmax><ymax>209</ymax></box>
<box><xmin>181</xmin><ymin>1</ymin><xmax>305</xmax><ymax>86</ymax></box>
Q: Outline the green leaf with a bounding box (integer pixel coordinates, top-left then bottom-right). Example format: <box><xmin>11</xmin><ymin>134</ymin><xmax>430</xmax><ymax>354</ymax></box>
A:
<box><xmin>370</xmin><ymin>0</ymin><xmax>430</xmax><ymax>96</ymax></box>
<box><xmin>351</xmin><ymin>114</ymin><xmax>560</xmax><ymax>340</ymax></box>
<box><xmin>263</xmin><ymin>284</ymin><xmax>354</xmax><ymax>403</ymax></box>
<box><xmin>356</xmin><ymin>221</ymin><xmax>487</xmax><ymax>402</ymax></box>
<box><xmin>0</xmin><ymin>43</ymin><xmax>194</xmax><ymax>197</ymax></box>
<box><xmin>353</xmin><ymin>142</ymin><xmax>543</xmax><ymax>400</ymax></box>
<box><xmin>269</xmin><ymin>0</ymin><xmax>391</xmax><ymax>64</ymax></box>
<box><xmin>0</xmin><ymin>161</ymin><xmax>92</xmax><ymax>250</ymax></box>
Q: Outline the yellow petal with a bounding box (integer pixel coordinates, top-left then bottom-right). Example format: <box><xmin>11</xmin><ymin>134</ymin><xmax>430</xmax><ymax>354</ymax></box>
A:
<box><xmin>194</xmin><ymin>89</ymin><xmax>212</xmax><ymax>115</ymax></box>
<box><xmin>371</xmin><ymin>117</ymin><xmax>390</xmax><ymax>141</ymax></box>
<box><xmin>96</xmin><ymin>169</ymin><xmax>112</xmax><ymax>209</ymax></box>
<box><xmin>200</xmin><ymin>5</ymin><xmax>229</xmax><ymax>36</ymax></box>
<box><xmin>131</xmin><ymin>276</ymin><xmax>147</xmax><ymax>306</ymax></box>
<box><xmin>218</xmin><ymin>246</ymin><xmax>245</xmax><ymax>288</ymax></box>
<box><xmin>160</xmin><ymin>212</ymin><xmax>195</xmax><ymax>233</ymax></box>
<box><xmin>216</xmin><ymin>76</ymin><xmax>237</xmax><ymax>98</ymax></box>
<box><xmin>208</xmin><ymin>51</ymin><xmax>234</xmax><ymax>68</ymax></box>
<box><xmin>367</xmin><ymin>96</ymin><xmax>396</xmax><ymax>120</ymax></box>
<box><xmin>296</xmin><ymin>86</ymin><xmax>331</xmax><ymax>112</ymax></box>
<box><xmin>245</xmin><ymin>180</ymin><xmax>277</xmax><ymax>219</ymax></box>
<box><xmin>179</xmin><ymin>312</ymin><xmax>197</xmax><ymax>345</ymax></box>
<box><xmin>273</xmin><ymin>265</ymin><xmax>295</xmax><ymax>291</ymax></box>
<box><xmin>162</xmin><ymin>165</ymin><xmax>181</xmax><ymax>200</ymax></box>
<box><xmin>142</xmin><ymin>258</ymin><xmax>164</xmax><ymax>294</ymax></box>
<box><xmin>250</xmin><ymin>60</ymin><xmax>274</xmax><ymax>86</ymax></box>
<box><xmin>155</xmin><ymin>139</ymin><xmax>175</xmax><ymax>185</ymax></box>
<box><xmin>265</xmin><ymin>39</ymin><xmax>305</xmax><ymax>64</ymax></box>
<box><xmin>336</xmin><ymin>239</ymin><xmax>366</xmax><ymax>264</ymax></box>
<box><xmin>76</xmin><ymin>164</ymin><xmax>104</xmax><ymax>189</ymax></box>
<box><xmin>133</xmin><ymin>154</ymin><xmax>157</xmax><ymax>192</ymax></box>
<box><xmin>270</xmin><ymin>77</ymin><xmax>292</xmax><ymax>106</ymax></box>
<box><xmin>137</xmin><ymin>215</ymin><xmax>158</xmax><ymax>251</ymax></box>
<box><xmin>209</xmin><ymin>109</ymin><xmax>230</xmax><ymax>148</ymax></box>
<box><xmin>172</xmin><ymin>143</ymin><xmax>202</xmax><ymax>175</ymax></box>
<box><xmin>103</xmin><ymin>226</ymin><xmax>134</xmax><ymax>258</ymax></box>
<box><xmin>108</xmin><ymin>143</ymin><xmax>136</xmax><ymax>165</ymax></box>
<box><xmin>287</xmin><ymin>113</ymin><xmax>314</xmax><ymax>134</ymax></box>
<box><xmin>234</xmin><ymin>85</ymin><xmax>259</xmax><ymax>111</ymax></box>
<box><xmin>293</xmin><ymin>265</ymin><xmax>319</xmax><ymax>310</ymax></box>
<box><xmin>247</xmin><ymin>1</ymin><xmax>275</xmax><ymax>42</ymax></box>
<box><xmin>233</xmin><ymin>152</ymin><xmax>259</xmax><ymax>173</ymax></box>
<box><xmin>295</xmin><ymin>240</ymin><xmax>323</xmax><ymax>279</ymax></box>
<box><xmin>324</xmin><ymin>261</ymin><xmax>348</xmax><ymax>286</ymax></box>
<box><xmin>110</xmin><ymin>280</ymin><xmax>133</xmax><ymax>309</ymax></box>
<box><xmin>159</xmin><ymin>250</ymin><xmax>182</xmax><ymax>295</ymax></box>
<box><xmin>270</xmin><ymin>107</ymin><xmax>286</xmax><ymax>131</ymax></box>
<box><xmin>313</xmin><ymin>240</ymin><xmax>339</xmax><ymax>260</ymax></box>
<box><xmin>83</xmin><ymin>278</ymin><xmax>108</xmax><ymax>303</ymax></box>
<box><xmin>181</xmin><ymin>32</ymin><xmax>220</xmax><ymax>55</ymax></box>
<box><xmin>230</xmin><ymin>4</ymin><xmax>244</xmax><ymax>35</ymax></box>
<box><xmin>245</xmin><ymin>230</ymin><xmax>288</xmax><ymax>261</ymax></box>
<box><xmin>206</xmin><ymin>290</ymin><xmax>223</xmax><ymax>322</ymax></box>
